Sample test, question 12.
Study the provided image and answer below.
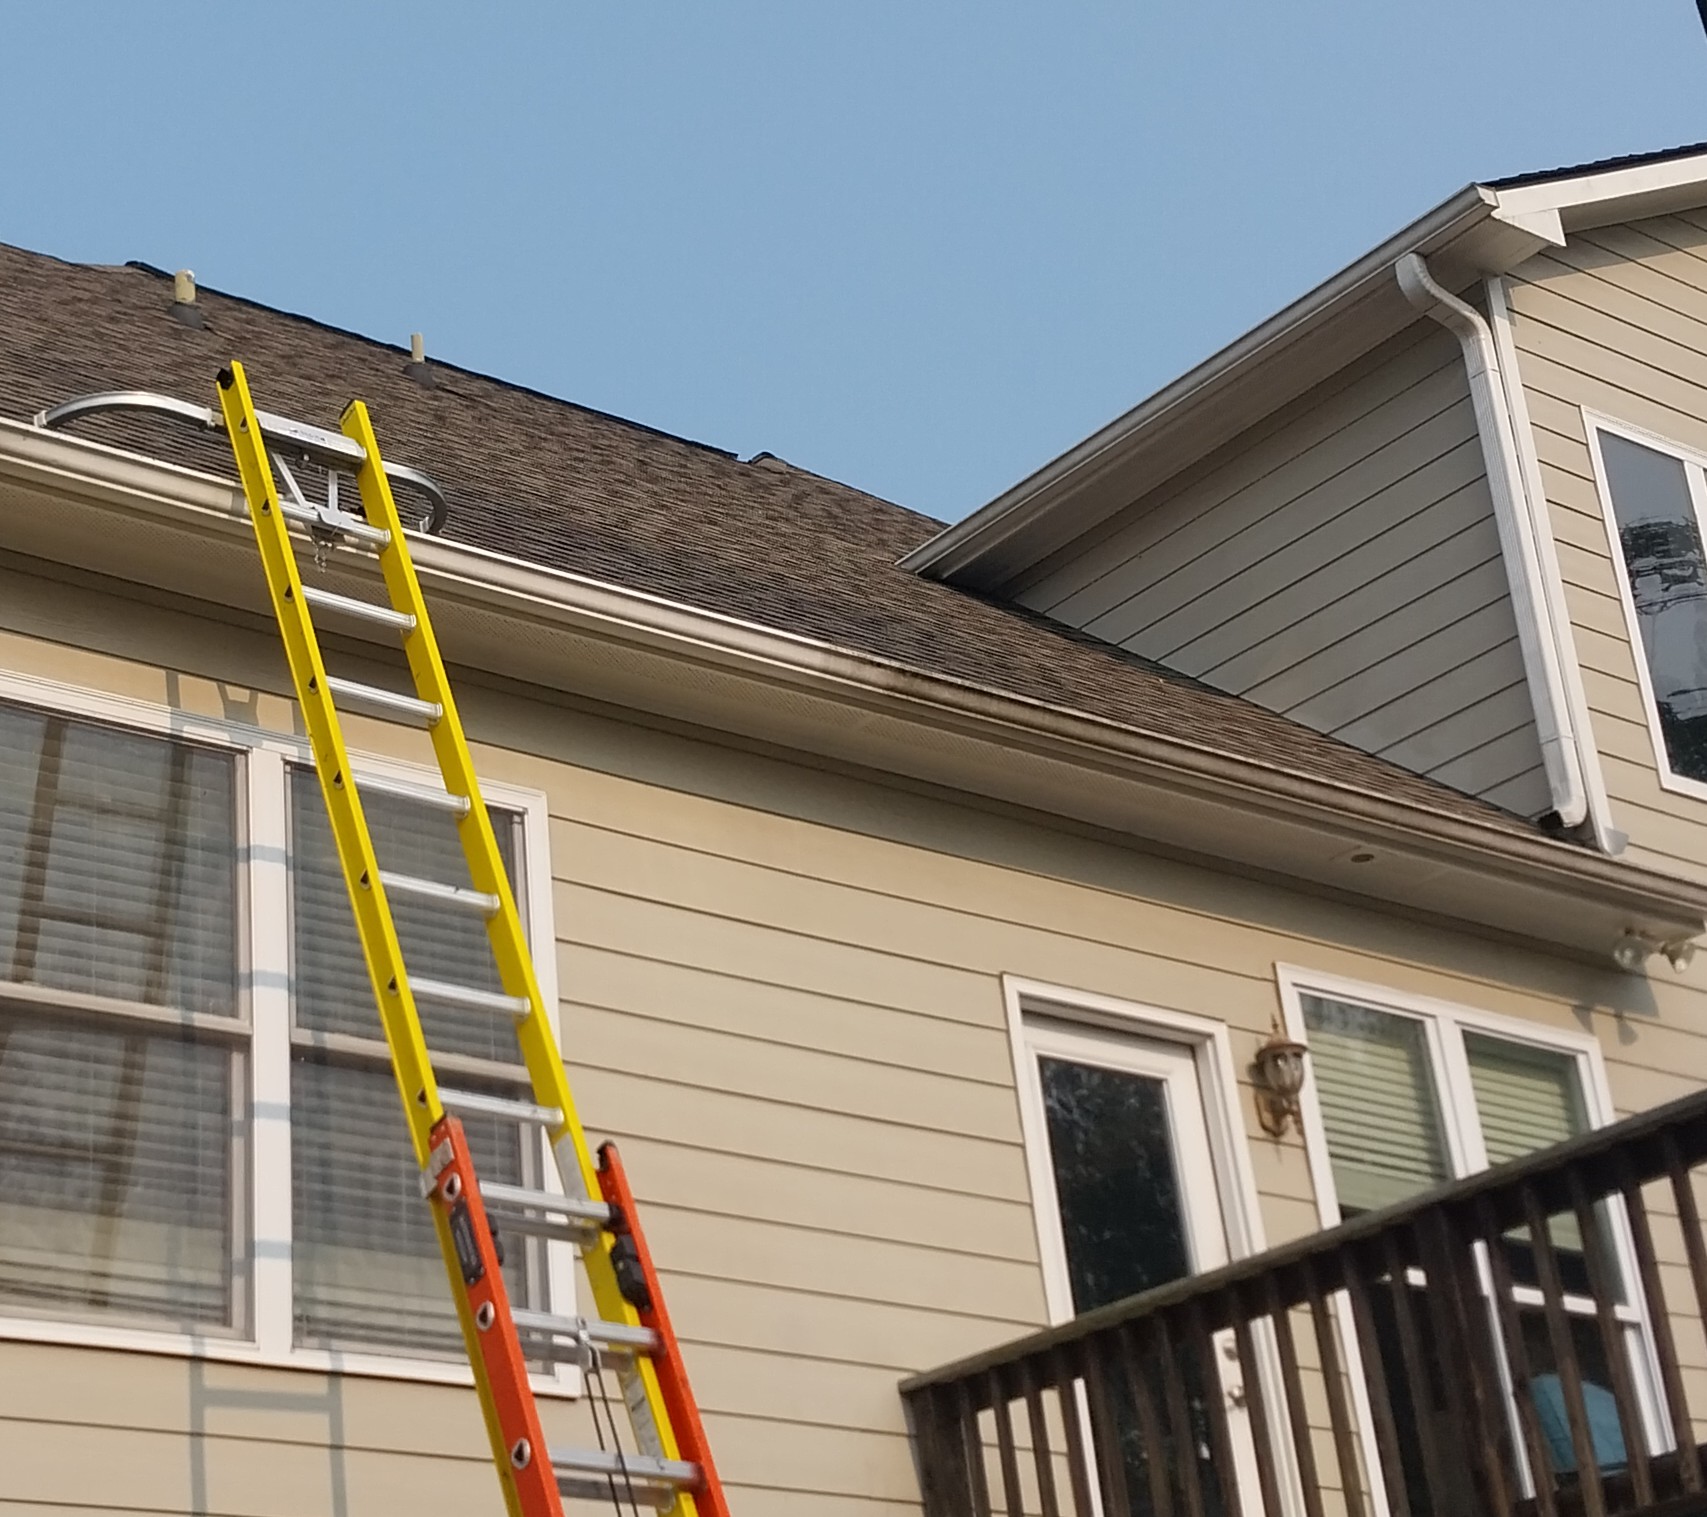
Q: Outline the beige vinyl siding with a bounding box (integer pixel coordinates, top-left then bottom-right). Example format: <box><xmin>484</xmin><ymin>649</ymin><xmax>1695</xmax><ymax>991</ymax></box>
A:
<box><xmin>1</xmin><ymin>557</ymin><xmax>1706</xmax><ymax>1514</ymax></box>
<box><xmin>1012</xmin><ymin>321</ymin><xmax>1549</xmax><ymax>818</ymax></box>
<box><xmin>1505</xmin><ymin>209</ymin><xmax>1707</xmax><ymax>881</ymax></box>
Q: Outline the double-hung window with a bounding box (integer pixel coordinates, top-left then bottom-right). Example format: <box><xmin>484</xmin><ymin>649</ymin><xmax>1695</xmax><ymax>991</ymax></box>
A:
<box><xmin>0</xmin><ymin>702</ymin><xmax>242</xmax><ymax>1330</ymax></box>
<box><xmin>1279</xmin><ymin>969</ymin><xmax>1662</xmax><ymax>1510</ymax></box>
<box><xmin>0</xmin><ymin>686</ymin><xmax>566</xmax><ymax>1382</ymax></box>
<box><xmin>1585</xmin><ymin>415</ymin><xmax>1707</xmax><ymax>794</ymax></box>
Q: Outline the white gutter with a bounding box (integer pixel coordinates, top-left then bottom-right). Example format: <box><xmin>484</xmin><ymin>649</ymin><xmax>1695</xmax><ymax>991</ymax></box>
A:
<box><xmin>1394</xmin><ymin>252</ymin><xmax>1592</xmax><ymax>836</ymax></box>
<box><xmin>0</xmin><ymin>416</ymin><xmax>1688</xmax><ymax>925</ymax></box>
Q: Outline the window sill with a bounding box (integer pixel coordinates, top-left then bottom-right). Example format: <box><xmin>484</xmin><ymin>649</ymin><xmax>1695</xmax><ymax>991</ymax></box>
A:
<box><xmin>0</xmin><ymin>1311</ymin><xmax>582</xmax><ymax>1397</ymax></box>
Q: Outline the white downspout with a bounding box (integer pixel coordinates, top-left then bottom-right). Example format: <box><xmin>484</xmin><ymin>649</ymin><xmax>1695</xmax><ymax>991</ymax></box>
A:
<box><xmin>1395</xmin><ymin>252</ymin><xmax>1592</xmax><ymax>835</ymax></box>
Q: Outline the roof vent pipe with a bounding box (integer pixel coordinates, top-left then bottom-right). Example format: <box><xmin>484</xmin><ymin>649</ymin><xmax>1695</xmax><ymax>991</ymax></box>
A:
<box><xmin>170</xmin><ymin>269</ymin><xmax>203</xmax><ymax>329</ymax></box>
<box><xmin>1395</xmin><ymin>252</ymin><xmax>1596</xmax><ymax>839</ymax></box>
<box><xmin>406</xmin><ymin>331</ymin><xmax>433</xmax><ymax>386</ymax></box>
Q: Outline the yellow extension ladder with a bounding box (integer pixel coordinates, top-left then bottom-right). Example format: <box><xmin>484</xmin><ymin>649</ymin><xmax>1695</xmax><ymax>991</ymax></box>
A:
<box><xmin>214</xmin><ymin>361</ymin><xmax>729</xmax><ymax>1517</ymax></box>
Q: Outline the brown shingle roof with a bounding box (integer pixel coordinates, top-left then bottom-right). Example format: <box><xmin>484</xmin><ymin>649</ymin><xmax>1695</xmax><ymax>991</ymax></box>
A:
<box><xmin>0</xmin><ymin>242</ymin><xmax>1540</xmax><ymax>838</ymax></box>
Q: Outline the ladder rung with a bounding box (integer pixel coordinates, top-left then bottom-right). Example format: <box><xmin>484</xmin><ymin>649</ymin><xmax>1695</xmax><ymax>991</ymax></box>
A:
<box><xmin>438</xmin><ymin>1087</ymin><xmax>562</xmax><ymax>1127</ymax></box>
<box><xmin>278</xmin><ymin>498</ymin><xmax>390</xmax><ymax>547</ymax></box>
<box><xmin>551</xmin><ymin>1449</ymin><xmax>700</xmax><ymax>1504</ymax></box>
<box><xmin>354</xmin><ymin>770</ymin><xmax>472</xmax><ymax>818</ymax></box>
<box><xmin>410</xmin><ymin>976</ymin><xmax>531</xmax><ymax>1017</ymax></box>
<box><xmin>302</xmin><ymin>585</ymin><xmax>416</xmax><ymax>632</ymax></box>
<box><xmin>23</xmin><ymin>901</ymin><xmax>166</xmax><ymax>936</ymax></box>
<box><xmin>483</xmin><ymin>1181</ymin><xmax>612</xmax><ymax>1236</ymax></box>
<box><xmin>512</xmin><ymin>1309</ymin><xmax>657</xmax><ymax>1355</ymax></box>
<box><xmin>325</xmin><ymin>676</ymin><xmax>442</xmax><ymax>727</ymax></box>
<box><xmin>379</xmin><ymin>870</ymin><xmax>500</xmax><ymax>917</ymax></box>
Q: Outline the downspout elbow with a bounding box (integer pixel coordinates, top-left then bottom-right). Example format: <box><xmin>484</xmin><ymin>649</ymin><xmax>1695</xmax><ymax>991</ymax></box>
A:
<box><xmin>1395</xmin><ymin>252</ymin><xmax>1590</xmax><ymax>832</ymax></box>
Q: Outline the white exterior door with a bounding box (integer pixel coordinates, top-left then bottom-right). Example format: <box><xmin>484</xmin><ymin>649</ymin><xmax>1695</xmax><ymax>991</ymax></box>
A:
<box><xmin>1018</xmin><ymin>1015</ymin><xmax>1267</xmax><ymax>1517</ymax></box>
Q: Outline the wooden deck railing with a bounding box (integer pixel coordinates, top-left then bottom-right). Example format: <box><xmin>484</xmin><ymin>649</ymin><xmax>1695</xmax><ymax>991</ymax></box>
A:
<box><xmin>902</xmin><ymin>1088</ymin><xmax>1707</xmax><ymax>1517</ymax></box>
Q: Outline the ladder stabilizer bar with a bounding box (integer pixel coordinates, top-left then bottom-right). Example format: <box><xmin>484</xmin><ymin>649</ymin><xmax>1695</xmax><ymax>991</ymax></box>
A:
<box><xmin>35</xmin><ymin>389</ymin><xmax>448</xmax><ymax>532</ymax></box>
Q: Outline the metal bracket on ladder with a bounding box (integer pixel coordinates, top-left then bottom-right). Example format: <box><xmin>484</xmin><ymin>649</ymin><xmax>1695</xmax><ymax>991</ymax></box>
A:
<box><xmin>35</xmin><ymin>388</ymin><xmax>449</xmax><ymax>534</ymax></box>
<box><xmin>203</xmin><ymin>362</ymin><xmax>729</xmax><ymax>1517</ymax></box>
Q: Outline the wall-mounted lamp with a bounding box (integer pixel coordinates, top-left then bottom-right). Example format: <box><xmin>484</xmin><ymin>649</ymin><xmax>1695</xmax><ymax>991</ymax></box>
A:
<box><xmin>1253</xmin><ymin>1022</ymin><xmax>1310</xmax><ymax>1138</ymax></box>
<box><xmin>1611</xmin><ymin>929</ymin><xmax>1698</xmax><ymax>975</ymax></box>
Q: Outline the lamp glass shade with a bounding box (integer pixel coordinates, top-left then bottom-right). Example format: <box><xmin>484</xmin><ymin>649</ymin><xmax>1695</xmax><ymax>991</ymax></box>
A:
<box><xmin>1258</xmin><ymin>1039</ymin><xmax>1308</xmax><ymax>1099</ymax></box>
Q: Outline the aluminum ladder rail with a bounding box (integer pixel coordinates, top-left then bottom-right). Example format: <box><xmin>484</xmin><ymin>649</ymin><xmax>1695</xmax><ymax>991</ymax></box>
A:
<box><xmin>215</xmin><ymin>362</ymin><xmax>728</xmax><ymax>1517</ymax></box>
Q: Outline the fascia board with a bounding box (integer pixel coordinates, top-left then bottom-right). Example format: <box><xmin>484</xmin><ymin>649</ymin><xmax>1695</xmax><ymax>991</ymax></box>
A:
<box><xmin>1492</xmin><ymin>151</ymin><xmax>1707</xmax><ymax>235</ymax></box>
<box><xmin>2</xmin><ymin>417</ymin><xmax>1704</xmax><ymax>953</ymax></box>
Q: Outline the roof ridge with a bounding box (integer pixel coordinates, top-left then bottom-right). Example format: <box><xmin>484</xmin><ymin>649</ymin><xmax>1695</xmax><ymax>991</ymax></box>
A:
<box><xmin>1486</xmin><ymin>139</ymin><xmax>1707</xmax><ymax>191</ymax></box>
<box><xmin>114</xmin><ymin>255</ymin><xmax>740</xmax><ymax>461</ymax></box>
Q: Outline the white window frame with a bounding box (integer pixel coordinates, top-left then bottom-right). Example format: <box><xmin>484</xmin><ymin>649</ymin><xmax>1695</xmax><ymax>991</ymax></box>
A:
<box><xmin>1002</xmin><ymin>976</ymin><xmax>1302</xmax><ymax>1517</ymax></box>
<box><xmin>1276</xmin><ymin>964</ymin><xmax>1668</xmax><ymax>1509</ymax></box>
<box><xmin>1582</xmin><ymin>408</ymin><xmax>1707</xmax><ymax>804</ymax></box>
<box><xmin>0</xmin><ymin>667</ymin><xmax>578</xmax><ymax>1395</ymax></box>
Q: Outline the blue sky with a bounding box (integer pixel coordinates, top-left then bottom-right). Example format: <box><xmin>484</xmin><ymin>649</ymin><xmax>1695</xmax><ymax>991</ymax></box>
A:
<box><xmin>3</xmin><ymin>4</ymin><xmax>1705</xmax><ymax>522</ymax></box>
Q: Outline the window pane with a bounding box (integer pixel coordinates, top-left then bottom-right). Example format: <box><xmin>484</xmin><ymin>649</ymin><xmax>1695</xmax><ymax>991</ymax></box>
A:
<box><xmin>1466</xmin><ymin>1032</ymin><xmax>1605</xmax><ymax>1293</ymax></box>
<box><xmin>1465</xmin><ymin>1034</ymin><xmax>1586</xmax><ymax>1164</ymax></box>
<box><xmin>0</xmin><ymin>703</ymin><xmax>237</xmax><ymax>1014</ymax></box>
<box><xmin>290</xmin><ymin>768</ymin><xmax>520</xmax><ymax>1063</ymax></box>
<box><xmin>291</xmin><ymin>1056</ymin><xmax>534</xmax><ymax>1354</ymax></box>
<box><xmin>0</xmin><ymin>1006</ymin><xmax>234</xmax><ymax>1326</ymax></box>
<box><xmin>1599</xmin><ymin>431</ymin><xmax>1707</xmax><ymax>783</ymax></box>
<box><xmin>1037</xmin><ymin>1055</ymin><xmax>1191</xmax><ymax>1311</ymax></box>
<box><xmin>1518</xmin><ymin>1307</ymin><xmax>1628</xmax><ymax>1474</ymax></box>
<box><xmin>1303</xmin><ymin>995</ymin><xmax>1450</xmax><ymax>1214</ymax></box>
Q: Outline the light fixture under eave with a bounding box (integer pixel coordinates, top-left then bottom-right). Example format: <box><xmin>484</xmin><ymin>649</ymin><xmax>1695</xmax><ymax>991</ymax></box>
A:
<box><xmin>1611</xmin><ymin>930</ymin><xmax>1700</xmax><ymax>974</ymax></box>
<box><xmin>1612</xmin><ymin>931</ymin><xmax>1652</xmax><ymax>973</ymax></box>
<box><xmin>1253</xmin><ymin>1022</ymin><xmax>1309</xmax><ymax>1138</ymax></box>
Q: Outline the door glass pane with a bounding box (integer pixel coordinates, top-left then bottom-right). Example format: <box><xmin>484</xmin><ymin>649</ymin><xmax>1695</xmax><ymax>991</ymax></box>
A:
<box><xmin>1599</xmin><ymin>430</ymin><xmax>1707</xmax><ymax>783</ymax></box>
<box><xmin>1037</xmin><ymin>1048</ymin><xmax>1221</xmax><ymax>1517</ymax></box>
<box><xmin>1038</xmin><ymin>1055</ymin><xmax>1191</xmax><ymax>1311</ymax></box>
<box><xmin>1303</xmin><ymin>995</ymin><xmax>1450</xmax><ymax>1215</ymax></box>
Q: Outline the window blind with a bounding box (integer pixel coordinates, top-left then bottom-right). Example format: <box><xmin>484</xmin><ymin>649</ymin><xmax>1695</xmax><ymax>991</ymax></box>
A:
<box><xmin>0</xmin><ymin>700</ymin><xmax>239</xmax><ymax>1329</ymax></box>
<box><xmin>1466</xmin><ymin>1032</ymin><xmax>1593</xmax><ymax>1262</ymax></box>
<box><xmin>1463</xmin><ymin>1033</ymin><xmax>1586</xmax><ymax>1166</ymax></box>
<box><xmin>1303</xmin><ymin>995</ymin><xmax>1450</xmax><ymax>1215</ymax></box>
<box><xmin>287</xmin><ymin>766</ymin><xmax>541</xmax><ymax>1354</ymax></box>
<box><xmin>0</xmin><ymin>704</ymin><xmax>236</xmax><ymax>1015</ymax></box>
<box><xmin>290</xmin><ymin>1056</ymin><xmax>531</xmax><ymax>1354</ymax></box>
<box><xmin>290</xmin><ymin>769</ymin><xmax>518</xmax><ymax>1064</ymax></box>
<box><xmin>0</xmin><ymin>1008</ymin><xmax>233</xmax><ymax>1326</ymax></box>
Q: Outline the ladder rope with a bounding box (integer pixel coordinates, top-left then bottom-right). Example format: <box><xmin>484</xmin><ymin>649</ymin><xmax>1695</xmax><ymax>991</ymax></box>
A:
<box><xmin>585</xmin><ymin>1346</ymin><xmax>645</xmax><ymax>1517</ymax></box>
